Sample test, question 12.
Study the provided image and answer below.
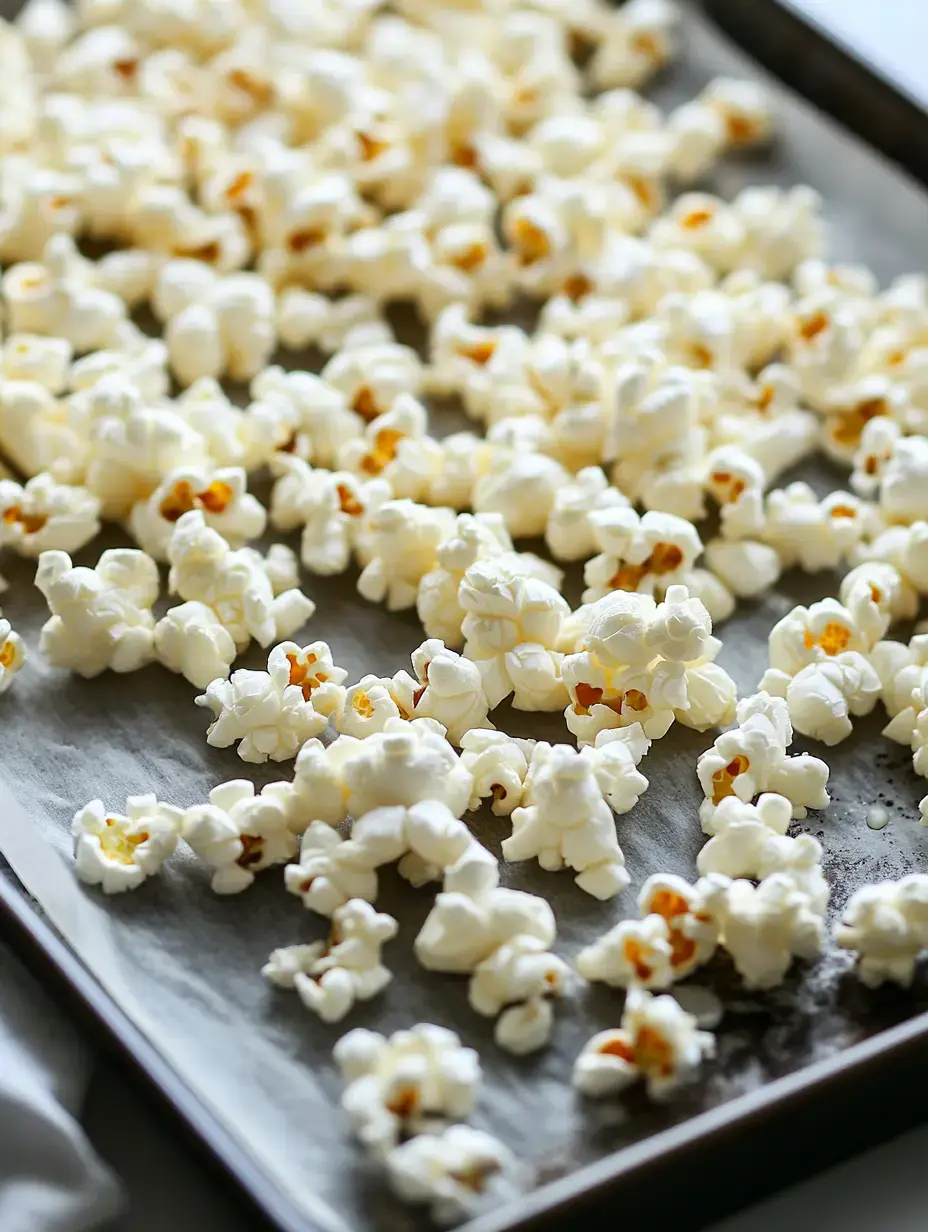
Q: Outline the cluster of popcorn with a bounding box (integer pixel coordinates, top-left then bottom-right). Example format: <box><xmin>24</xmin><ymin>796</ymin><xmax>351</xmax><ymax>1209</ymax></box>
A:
<box><xmin>334</xmin><ymin>1024</ymin><xmax>511</xmax><ymax>1222</ymax></box>
<box><xmin>8</xmin><ymin>0</ymin><xmax>928</xmax><ymax>1204</ymax></box>
<box><xmin>836</xmin><ymin>874</ymin><xmax>928</xmax><ymax>988</ymax></box>
<box><xmin>562</xmin><ymin>585</ymin><xmax>737</xmax><ymax>747</ymax></box>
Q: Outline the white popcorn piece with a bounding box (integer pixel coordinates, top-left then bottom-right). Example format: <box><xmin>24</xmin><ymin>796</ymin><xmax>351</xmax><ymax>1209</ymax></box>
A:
<box><xmin>2</xmin><ymin>333</ymin><xmax>72</xmax><ymax>393</ymax></box>
<box><xmin>504</xmin><ymin>744</ymin><xmax>630</xmax><ymax>900</ymax></box>
<box><xmin>879</xmin><ymin>435</ymin><xmax>928</xmax><ymax>526</ymax></box>
<box><xmin>358</xmin><ymin>499</ymin><xmax>456</xmax><ymax>612</ymax></box>
<box><xmin>263</xmin><ymin>899</ymin><xmax>398</xmax><ymax>1024</ymax></box>
<box><xmin>128</xmin><ymin>466</ymin><xmax>266</xmax><ymax>561</ymax></box>
<box><xmin>573</xmin><ymin>988</ymin><xmax>715</xmax><ymax>1101</ymax></box>
<box><xmin>576</xmin><ymin>914</ymin><xmax>675</xmax><ymax>990</ymax></box>
<box><xmin>36</xmin><ymin>547</ymin><xmax>159</xmax><ymax>677</ymax></box>
<box><xmin>851</xmin><ymin>417</ymin><xmax>903</xmax><ymax>500</ymax></box>
<box><xmin>764</xmin><ymin>597</ymin><xmax>871</xmax><ymax>679</ymax></box>
<box><xmin>168</xmin><ymin>510</ymin><xmax>314</xmax><ymax>652</ymax></box>
<box><xmin>270</xmin><ymin>459</ymin><xmax>390</xmax><ymax>577</ymax></box>
<box><xmin>416</xmin><ymin>513</ymin><xmax>515</xmax><ymax>649</ymax></box>
<box><xmin>839</xmin><ymin>562</ymin><xmax>917</xmax><ymax>646</ymax></box>
<box><xmin>697</xmin><ymin>794</ymin><xmax>811</xmax><ymax>883</ymax></box>
<box><xmin>697</xmin><ymin>692</ymin><xmax>830</xmax><ymax>825</ymax></box>
<box><xmin>705</xmin><ymin>446</ymin><xmax>766</xmax><ymax>541</ymax></box>
<box><xmin>703</xmin><ymin>538</ymin><xmax>781</xmax><ymax>601</ymax></box>
<box><xmin>405</xmin><ymin>639</ymin><xmax>492</xmax><ymax>746</ymax></box>
<box><xmin>250</xmin><ymin>367</ymin><xmax>364</xmax><ymax>470</ymax></box>
<box><xmin>762</xmin><ymin>483</ymin><xmax>872</xmax><ymax>573</ymax></box>
<box><xmin>836</xmin><ymin>875</ymin><xmax>928</xmax><ymax>988</ymax></box>
<box><xmin>472</xmin><ymin>447</ymin><xmax>571</xmax><ymax>540</ymax></box>
<box><xmin>469</xmin><ymin>935</ymin><xmax>570</xmax><ymax>1055</ymax></box>
<box><xmin>336</xmin><ymin>674</ymin><xmax>411</xmax><ymax>740</ymax></box>
<box><xmin>459</xmin><ymin>730</ymin><xmax>531</xmax><ymax>817</ymax></box>
<box><xmin>342</xmin><ymin>720</ymin><xmax>474</xmax><ymax>822</ymax></box>
<box><xmin>773</xmin><ymin>652</ymin><xmax>881</xmax><ymax>746</ymax></box>
<box><xmin>590</xmin><ymin>0</ymin><xmax>678</xmax><ymax>90</ymax></box>
<box><xmin>712</xmin><ymin>873</ymin><xmax>827</xmax><ymax>990</ymax></box>
<box><xmin>334</xmin><ymin>1024</ymin><xmax>481</xmax><ymax>1157</ymax></box>
<box><xmin>385</xmin><ymin>1125</ymin><xmax>512</xmax><ymax>1225</ymax></box>
<box><xmin>701</xmin><ymin>76</ymin><xmax>774</xmax><ymax>150</ymax></box>
<box><xmin>545</xmin><ymin>467</ymin><xmax>630</xmax><ymax>563</ymax></box>
<box><xmin>583</xmin><ymin>507</ymin><xmax>703</xmax><ymax>606</ymax></box>
<box><xmin>72</xmin><ymin>795</ymin><xmax>182</xmax><ymax>894</ymax></box>
<box><xmin>638</xmin><ymin>873</ymin><xmax>723</xmax><ymax>980</ymax></box>
<box><xmin>182</xmin><ymin>779</ymin><xmax>297</xmax><ymax>894</ymax></box>
<box><xmin>460</xmin><ymin>556</ymin><xmax>570</xmax><ymax>710</ymax></box>
<box><xmin>284</xmin><ymin>822</ymin><xmax>379</xmax><ymax>918</ymax></box>
<box><xmin>154</xmin><ymin>601</ymin><xmax>236</xmax><ymax>690</ymax></box>
<box><xmin>416</xmin><ymin>842</ymin><xmax>556</xmax><ymax>975</ymax></box>
<box><xmin>195</xmin><ymin>642</ymin><xmax>336</xmax><ymax>764</ymax></box>
<box><xmin>0</xmin><ymin>618</ymin><xmax>27</xmax><ymax>693</ymax></box>
<box><xmin>0</xmin><ymin>473</ymin><xmax>100</xmax><ymax>556</ymax></box>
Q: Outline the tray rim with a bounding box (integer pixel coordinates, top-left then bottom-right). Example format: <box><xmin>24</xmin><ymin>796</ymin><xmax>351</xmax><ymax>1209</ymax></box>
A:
<box><xmin>4</xmin><ymin>1</ymin><xmax>928</xmax><ymax>1229</ymax></box>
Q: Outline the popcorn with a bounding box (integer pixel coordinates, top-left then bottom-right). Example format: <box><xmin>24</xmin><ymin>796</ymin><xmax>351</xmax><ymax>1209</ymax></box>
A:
<box><xmin>460</xmin><ymin>556</ymin><xmax>569</xmax><ymax>710</ymax></box>
<box><xmin>704</xmin><ymin>445</ymin><xmax>765</xmax><ymax>541</ymax></box>
<box><xmin>416</xmin><ymin>513</ymin><xmax>515</xmax><ymax>649</ymax></box>
<box><xmin>271</xmin><ymin>460</ymin><xmax>390</xmax><ymax>577</ymax></box>
<box><xmin>582</xmin><ymin>508</ymin><xmax>702</xmax><ymax>605</ymax></box>
<box><xmin>576</xmin><ymin>914</ymin><xmax>675</xmax><ymax>990</ymax></box>
<box><xmin>416</xmin><ymin>842</ymin><xmax>556</xmax><ymax>974</ymax></box>
<box><xmin>879</xmin><ymin>435</ymin><xmax>928</xmax><ymax>526</ymax></box>
<box><xmin>472</xmin><ymin>447</ymin><xmax>571</xmax><ymax>540</ymax></box>
<box><xmin>154</xmin><ymin>601</ymin><xmax>236</xmax><ymax>690</ymax></box>
<box><xmin>701</xmin><ymin>77</ymin><xmax>774</xmax><ymax>149</ymax></box>
<box><xmin>836</xmin><ymin>875</ymin><xmax>928</xmax><ymax>988</ymax></box>
<box><xmin>696</xmin><ymin>692</ymin><xmax>830</xmax><ymax>826</ymax></box>
<box><xmin>771</xmin><ymin>653</ymin><xmax>881</xmax><ymax>746</ymax></box>
<box><xmin>703</xmin><ymin>539</ymin><xmax>781</xmax><ymax>601</ymax></box>
<box><xmin>0</xmin><ymin>619</ymin><xmax>27</xmax><ymax>694</ymax></box>
<box><xmin>322</xmin><ymin>341</ymin><xmax>422</xmax><ymax>424</ymax></box>
<box><xmin>250</xmin><ymin>367</ymin><xmax>363</xmax><ymax>469</ymax></box>
<box><xmin>697</xmin><ymin>793</ymin><xmax>795</xmax><ymax>879</ymax></box>
<box><xmin>129</xmin><ymin>466</ymin><xmax>266</xmax><ymax>561</ymax></box>
<box><xmin>334</xmin><ymin>1024</ymin><xmax>481</xmax><ymax>1158</ymax></box>
<box><xmin>404</xmin><ymin>639</ymin><xmax>492</xmax><ymax>746</ymax></box>
<box><xmin>545</xmin><ymin>467</ymin><xmax>629</xmax><ymax>563</ymax></box>
<box><xmin>503</xmin><ymin>743</ymin><xmax>630</xmax><ymax>899</ymax></box>
<box><xmin>168</xmin><ymin>511</ymin><xmax>314</xmax><ymax>652</ymax></box>
<box><xmin>590</xmin><ymin>0</ymin><xmax>678</xmax><ymax>90</ymax></box>
<box><xmin>763</xmin><ymin>597</ymin><xmax>871</xmax><ymax>679</ymax></box>
<box><xmin>0</xmin><ymin>473</ymin><xmax>100</xmax><ymax>557</ymax></box>
<box><xmin>762</xmin><ymin>483</ymin><xmax>872</xmax><ymax>572</ymax></box>
<box><xmin>284</xmin><ymin>822</ymin><xmax>379</xmax><ymax>917</ymax></box>
<box><xmin>36</xmin><ymin>547</ymin><xmax>159</xmax><ymax>677</ymax></box>
<box><xmin>850</xmin><ymin>416</ymin><xmax>902</xmax><ymax>500</ymax></box>
<box><xmin>637</xmin><ymin>873</ymin><xmax>723</xmax><ymax>980</ymax></box>
<box><xmin>459</xmin><ymin>730</ymin><xmax>531</xmax><ymax>817</ymax></box>
<box><xmin>182</xmin><ymin>779</ymin><xmax>297</xmax><ymax>894</ymax></box>
<box><xmin>469</xmin><ymin>935</ymin><xmax>570</xmax><ymax>1055</ymax></box>
<box><xmin>712</xmin><ymin>873</ymin><xmax>827</xmax><ymax>990</ymax></box>
<box><xmin>581</xmin><ymin>725</ymin><xmax>651</xmax><ymax>813</ymax></box>
<box><xmin>2</xmin><ymin>334</ymin><xmax>72</xmax><ymax>392</ymax></box>
<box><xmin>72</xmin><ymin>795</ymin><xmax>182</xmax><ymax>894</ymax></box>
<box><xmin>195</xmin><ymin>642</ymin><xmax>337</xmax><ymax>764</ymax></box>
<box><xmin>357</xmin><ymin>500</ymin><xmax>456</xmax><ymax>612</ymax></box>
<box><xmin>337</xmin><ymin>394</ymin><xmax>435</xmax><ymax>496</ymax></box>
<box><xmin>263</xmin><ymin>899</ymin><xmax>398</xmax><ymax>1024</ymax></box>
<box><xmin>342</xmin><ymin>720</ymin><xmax>474</xmax><ymax>822</ymax></box>
<box><xmin>385</xmin><ymin>1125</ymin><xmax>512</xmax><ymax>1224</ymax></box>
<box><xmin>573</xmin><ymin>988</ymin><xmax>715</xmax><ymax>1101</ymax></box>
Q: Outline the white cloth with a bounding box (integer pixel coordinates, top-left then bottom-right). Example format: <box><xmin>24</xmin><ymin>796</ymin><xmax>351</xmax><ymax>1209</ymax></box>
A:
<box><xmin>0</xmin><ymin>940</ymin><xmax>121</xmax><ymax>1232</ymax></box>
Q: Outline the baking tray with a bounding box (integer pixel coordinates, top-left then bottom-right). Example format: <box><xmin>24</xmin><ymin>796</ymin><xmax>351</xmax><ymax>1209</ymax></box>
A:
<box><xmin>3</xmin><ymin>2</ymin><xmax>928</xmax><ymax>1231</ymax></box>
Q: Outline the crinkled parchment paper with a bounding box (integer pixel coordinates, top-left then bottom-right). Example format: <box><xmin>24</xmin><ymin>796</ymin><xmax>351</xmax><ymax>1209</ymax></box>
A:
<box><xmin>2</xmin><ymin>5</ymin><xmax>928</xmax><ymax>1230</ymax></box>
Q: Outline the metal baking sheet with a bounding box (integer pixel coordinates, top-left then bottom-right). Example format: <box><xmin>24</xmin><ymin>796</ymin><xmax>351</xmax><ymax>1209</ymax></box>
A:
<box><xmin>3</xmin><ymin>2</ymin><xmax>928</xmax><ymax>1231</ymax></box>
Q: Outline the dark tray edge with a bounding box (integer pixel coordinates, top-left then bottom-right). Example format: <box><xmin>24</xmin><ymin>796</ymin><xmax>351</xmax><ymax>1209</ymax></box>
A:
<box><xmin>701</xmin><ymin>0</ymin><xmax>928</xmax><ymax>188</ymax></box>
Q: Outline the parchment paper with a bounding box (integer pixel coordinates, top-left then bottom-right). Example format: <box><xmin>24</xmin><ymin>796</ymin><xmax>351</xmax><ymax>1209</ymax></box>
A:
<box><xmin>3</xmin><ymin>5</ymin><xmax>928</xmax><ymax>1231</ymax></box>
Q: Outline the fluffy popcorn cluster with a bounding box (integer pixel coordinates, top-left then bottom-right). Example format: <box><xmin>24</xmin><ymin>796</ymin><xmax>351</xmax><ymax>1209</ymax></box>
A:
<box><xmin>167</xmin><ymin>510</ymin><xmax>314</xmax><ymax>653</ymax></box>
<box><xmin>759</xmin><ymin>598</ymin><xmax>883</xmax><ymax>745</ymax></box>
<box><xmin>72</xmin><ymin>794</ymin><xmax>182</xmax><ymax>894</ymax></box>
<box><xmin>263</xmin><ymin>899</ymin><xmax>398</xmax><ymax>1024</ymax></box>
<box><xmin>576</xmin><ymin>872</ymin><xmax>722</xmax><ymax>990</ymax></box>
<box><xmin>182</xmin><ymin>779</ymin><xmax>297</xmax><ymax>895</ymax></box>
<box><xmin>562</xmin><ymin>585</ymin><xmax>736</xmax><ymax>747</ymax></box>
<box><xmin>696</xmin><ymin>692</ymin><xmax>830</xmax><ymax>828</ymax></box>
<box><xmin>385</xmin><ymin>1125</ymin><xmax>513</xmax><ymax>1225</ymax></box>
<box><xmin>573</xmin><ymin>988</ymin><xmax>715</xmax><ymax>1101</ymax></box>
<box><xmin>416</xmin><ymin>840</ymin><xmax>568</xmax><ymax>1053</ymax></box>
<box><xmin>334</xmin><ymin>1024</ymin><xmax>481</xmax><ymax>1157</ymax></box>
<box><xmin>196</xmin><ymin>639</ymin><xmax>345</xmax><ymax>764</ymax></box>
<box><xmin>0</xmin><ymin>472</ymin><xmax>101</xmax><ymax>557</ymax></box>
<box><xmin>836</xmin><ymin>875</ymin><xmax>928</xmax><ymax>988</ymax></box>
<box><xmin>36</xmin><ymin>546</ymin><xmax>159</xmax><ymax>677</ymax></box>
